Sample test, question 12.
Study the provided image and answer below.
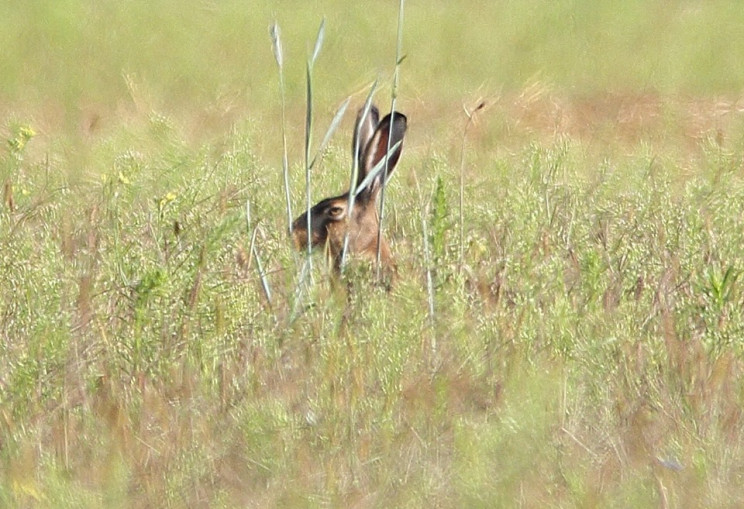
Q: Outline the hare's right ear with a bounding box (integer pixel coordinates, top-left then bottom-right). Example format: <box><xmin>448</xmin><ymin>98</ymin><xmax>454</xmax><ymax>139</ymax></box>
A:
<box><xmin>352</xmin><ymin>105</ymin><xmax>379</xmax><ymax>174</ymax></box>
<box><xmin>358</xmin><ymin>111</ymin><xmax>407</xmax><ymax>197</ymax></box>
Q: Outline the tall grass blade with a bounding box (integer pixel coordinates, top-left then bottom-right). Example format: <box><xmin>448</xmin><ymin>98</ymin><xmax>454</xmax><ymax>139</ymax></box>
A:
<box><xmin>376</xmin><ymin>0</ymin><xmax>406</xmax><ymax>275</ymax></box>
<box><xmin>289</xmin><ymin>258</ymin><xmax>311</xmax><ymax>322</ymax></box>
<box><xmin>302</xmin><ymin>18</ymin><xmax>326</xmax><ymax>272</ymax></box>
<box><xmin>269</xmin><ymin>22</ymin><xmax>293</xmax><ymax>234</ymax></box>
<box><xmin>458</xmin><ymin>101</ymin><xmax>485</xmax><ymax>275</ymax></box>
<box><xmin>249</xmin><ymin>225</ymin><xmax>272</xmax><ymax>307</ymax></box>
<box><xmin>391</xmin><ymin>0</ymin><xmax>405</xmax><ymax>101</ymax></box>
<box><xmin>246</xmin><ymin>200</ymin><xmax>272</xmax><ymax>307</ymax></box>
<box><xmin>413</xmin><ymin>169</ymin><xmax>436</xmax><ymax>352</ymax></box>
<box><xmin>341</xmin><ymin>80</ymin><xmax>379</xmax><ymax>270</ymax></box>
<box><xmin>421</xmin><ymin>202</ymin><xmax>436</xmax><ymax>337</ymax></box>
<box><xmin>310</xmin><ymin>19</ymin><xmax>325</xmax><ymax>67</ymax></box>
<box><xmin>269</xmin><ymin>22</ymin><xmax>283</xmax><ymax>69</ymax></box>
<box><xmin>309</xmin><ymin>96</ymin><xmax>351</xmax><ymax>170</ymax></box>
<box><xmin>304</xmin><ymin>63</ymin><xmax>314</xmax><ymax>266</ymax></box>
<box><xmin>352</xmin><ymin>140</ymin><xmax>403</xmax><ymax>197</ymax></box>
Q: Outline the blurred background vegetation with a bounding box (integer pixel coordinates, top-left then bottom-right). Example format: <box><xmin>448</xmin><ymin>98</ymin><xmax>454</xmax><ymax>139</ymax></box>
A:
<box><xmin>2</xmin><ymin>0</ymin><xmax>744</xmax><ymax>147</ymax></box>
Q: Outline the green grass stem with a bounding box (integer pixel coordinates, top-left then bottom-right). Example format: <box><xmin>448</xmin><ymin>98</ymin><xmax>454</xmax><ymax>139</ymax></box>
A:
<box><xmin>375</xmin><ymin>0</ymin><xmax>406</xmax><ymax>278</ymax></box>
<box><xmin>269</xmin><ymin>22</ymin><xmax>293</xmax><ymax>235</ymax></box>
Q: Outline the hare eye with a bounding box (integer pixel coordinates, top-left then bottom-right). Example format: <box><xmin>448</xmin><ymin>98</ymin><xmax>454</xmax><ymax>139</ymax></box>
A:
<box><xmin>328</xmin><ymin>205</ymin><xmax>345</xmax><ymax>218</ymax></box>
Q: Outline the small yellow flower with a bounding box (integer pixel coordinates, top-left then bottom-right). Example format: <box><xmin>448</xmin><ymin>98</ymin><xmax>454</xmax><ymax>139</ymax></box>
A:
<box><xmin>158</xmin><ymin>192</ymin><xmax>177</xmax><ymax>214</ymax></box>
<box><xmin>8</xmin><ymin>124</ymin><xmax>35</xmax><ymax>153</ymax></box>
<box><xmin>117</xmin><ymin>172</ymin><xmax>131</xmax><ymax>185</ymax></box>
<box><xmin>19</xmin><ymin>126</ymin><xmax>36</xmax><ymax>140</ymax></box>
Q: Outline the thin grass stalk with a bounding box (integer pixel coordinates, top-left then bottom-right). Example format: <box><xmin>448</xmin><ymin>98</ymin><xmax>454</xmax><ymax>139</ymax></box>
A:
<box><xmin>249</xmin><ymin>225</ymin><xmax>272</xmax><ymax>307</ymax></box>
<box><xmin>421</xmin><ymin>203</ymin><xmax>435</xmax><ymax>334</ymax></box>
<box><xmin>341</xmin><ymin>81</ymin><xmax>379</xmax><ymax>271</ymax></box>
<box><xmin>303</xmin><ymin>21</ymin><xmax>325</xmax><ymax>270</ymax></box>
<box><xmin>376</xmin><ymin>0</ymin><xmax>405</xmax><ymax>277</ymax></box>
<box><xmin>289</xmin><ymin>258</ymin><xmax>311</xmax><ymax>322</ymax></box>
<box><xmin>353</xmin><ymin>140</ymin><xmax>403</xmax><ymax>196</ymax></box>
<box><xmin>246</xmin><ymin>200</ymin><xmax>272</xmax><ymax>307</ymax></box>
<box><xmin>413</xmin><ymin>169</ymin><xmax>436</xmax><ymax>352</ymax></box>
<box><xmin>304</xmin><ymin>63</ymin><xmax>313</xmax><ymax>266</ymax></box>
<box><xmin>310</xmin><ymin>97</ymin><xmax>351</xmax><ymax>171</ymax></box>
<box><xmin>311</xmin><ymin>19</ymin><xmax>325</xmax><ymax>67</ymax></box>
<box><xmin>457</xmin><ymin>101</ymin><xmax>485</xmax><ymax>277</ymax></box>
<box><xmin>269</xmin><ymin>23</ymin><xmax>293</xmax><ymax>235</ymax></box>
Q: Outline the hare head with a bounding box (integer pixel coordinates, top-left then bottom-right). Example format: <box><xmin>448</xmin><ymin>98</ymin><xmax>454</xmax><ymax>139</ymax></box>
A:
<box><xmin>292</xmin><ymin>105</ymin><xmax>408</xmax><ymax>270</ymax></box>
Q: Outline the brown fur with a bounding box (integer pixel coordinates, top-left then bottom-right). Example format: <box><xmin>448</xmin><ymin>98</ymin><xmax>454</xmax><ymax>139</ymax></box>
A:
<box><xmin>292</xmin><ymin>105</ymin><xmax>407</xmax><ymax>271</ymax></box>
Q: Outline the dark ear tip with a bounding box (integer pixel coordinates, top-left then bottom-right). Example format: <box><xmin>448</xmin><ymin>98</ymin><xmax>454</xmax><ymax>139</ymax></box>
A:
<box><xmin>382</xmin><ymin>111</ymin><xmax>408</xmax><ymax>129</ymax></box>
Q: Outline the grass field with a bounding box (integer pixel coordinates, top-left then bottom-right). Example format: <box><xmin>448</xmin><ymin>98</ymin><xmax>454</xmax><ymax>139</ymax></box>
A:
<box><xmin>3</xmin><ymin>1</ymin><xmax>744</xmax><ymax>507</ymax></box>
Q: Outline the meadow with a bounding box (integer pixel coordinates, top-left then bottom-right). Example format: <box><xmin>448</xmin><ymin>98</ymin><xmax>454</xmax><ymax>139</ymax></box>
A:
<box><xmin>2</xmin><ymin>0</ymin><xmax>744</xmax><ymax>506</ymax></box>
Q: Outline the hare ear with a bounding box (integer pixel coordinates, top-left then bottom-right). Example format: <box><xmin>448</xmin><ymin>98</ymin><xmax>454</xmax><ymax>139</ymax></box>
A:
<box><xmin>352</xmin><ymin>105</ymin><xmax>379</xmax><ymax>182</ymax></box>
<box><xmin>359</xmin><ymin>111</ymin><xmax>407</xmax><ymax>196</ymax></box>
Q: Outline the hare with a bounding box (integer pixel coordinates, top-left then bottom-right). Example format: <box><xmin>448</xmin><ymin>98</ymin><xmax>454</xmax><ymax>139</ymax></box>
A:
<box><xmin>292</xmin><ymin>105</ymin><xmax>408</xmax><ymax>271</ymax></box>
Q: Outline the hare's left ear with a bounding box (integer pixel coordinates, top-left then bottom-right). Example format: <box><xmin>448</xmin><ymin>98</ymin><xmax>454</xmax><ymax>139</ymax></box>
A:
<box><xmin>359</xmin><ymin>111</ymin><xmax>407</xmax><ymax>197</ymax></box>
<box><xmin>353</xmin><ymin>105</ymin><xmax>379</xmax><ymax>176</ymax></box>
